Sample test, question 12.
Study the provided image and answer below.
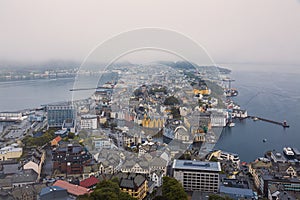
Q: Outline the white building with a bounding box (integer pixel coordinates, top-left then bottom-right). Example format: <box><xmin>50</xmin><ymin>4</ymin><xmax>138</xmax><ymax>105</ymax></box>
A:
<box><xmin>172</xmin><ymin>159</ymin><xmax>221</xmax><ymax>192</ymax></box>
<box><xmin>210</xmin><ymin>111</ymin><xmax>227</xmax><ymax>127</ymax></box>
<box><xmin>81</xmin><ymin>115</ymin><xmax>98</xmax><ymax>129</ymax></box>
<box><xmin>0</xmin><ymin>144</ymin><xmax>23</xmax><ymax>161</ymax></box>
<box><xmin>0</xmin><ymin>112</ymin><xmax>22</xmax><ymax>120</ymax></box>
<box><xmin>151</xmin><ymin>169</ymin><xmax>164</xmax><ymax>187</ymax></box>
<box><xmin>94</xmin><ymin>138</ymin><xmax>116</xmax><ymax>150</ymax></box>
<box><xmin>209</xmin><ymin>150</ymin><xmax>240</xmax><ymax>166</ymax></box>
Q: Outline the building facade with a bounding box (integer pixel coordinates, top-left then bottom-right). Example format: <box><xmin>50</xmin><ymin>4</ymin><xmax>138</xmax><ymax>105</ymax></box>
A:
<box><xmin>81</xmin><ymin>114</ymin><xmax>98</xmax><ymax>129</ymax></box>
<box><xmin>0</xmin><ymin>144</ymin><xmax>23</xmax><ymax>161</ymax></box>
<box><xmin>172</xmin><ymin>159</ymin><xmax>221</xmax><ymax>192</ymax></box>
<box><xmin>52</xmin><ymin>143</ymin><xmax>93</xmax><ymax>174</ymax></box>
<box><xmin>47</xmin><ymin>103</ymin><xmax>75</xmax><ymax>128</ymax></box>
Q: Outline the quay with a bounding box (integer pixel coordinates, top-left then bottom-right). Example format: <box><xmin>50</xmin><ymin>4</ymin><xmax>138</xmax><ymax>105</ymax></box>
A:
<box><xmin>248</xmin><ymin>116</ymin><xmax>290</xmax><ymax>128</ymax></box>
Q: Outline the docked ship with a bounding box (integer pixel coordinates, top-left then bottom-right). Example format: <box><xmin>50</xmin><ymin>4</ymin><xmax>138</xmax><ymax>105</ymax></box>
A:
<box><xmin>225</xmin><ymin>88</ymin><xmax>238</xmax><ymax>97</ymax></box>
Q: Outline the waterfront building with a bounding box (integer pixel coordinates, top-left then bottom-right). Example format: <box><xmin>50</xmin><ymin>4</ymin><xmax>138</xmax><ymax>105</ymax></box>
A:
<box><xmin>0</xmin><ymin>112</ymin><xmax>22</xmax><ymax>121</ymax></box>
<box><xmin>249</xmin><ymin>156</ymin><xmax>300</xmax><ymax>198</ymax></box>
<box><xmin>231</xmin><ymin>109</ymin><xmax>248</xmax><ymax>119</ymax></box>
<box><xmin>172</xmin><ymin>159</ymin><xmax>221</xmax><ymax>192</ymax></box>
<box><xmin>210</xmin><ymin>110</ymin><xmax>227</xmax><ymax>127</ymax></box>
<box><xmin>47</xmin><ymin>103</ymin><xmax>75</xmax><ymax>128</ymax></box>
<box><xmin>208</xmin><ymin>150</ymin><xmax>240</xmax><ymax>166</ymax></box>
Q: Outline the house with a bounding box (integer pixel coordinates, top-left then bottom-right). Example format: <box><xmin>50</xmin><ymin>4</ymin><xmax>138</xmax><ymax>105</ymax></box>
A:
<box><xmin>95</xmin><ymin>149</ymin><xmax>124</xmax><ymax>174</ymax></box>
<box><xmin>11</xmin><ymin>169</ymin><xmax>38</xmax><ymax>187</ymax></box>
<box><xmin>51</xmin><ymin>136</ymin><xmax>62</xmax><ymax>146</ymax></box>
<box><xmin>151</xmin><ymin>169</ymin><xmax>164</xmax><ymax>187</ymax></box>
<box><xmin>54</xmin><ymin>130</ymin><xmax>68</xmax><ymax>138</ymax></box>
<box><xmin>93</xmin><ymin>138</ymin><xmax>116</xmax><ymax>150</ymax></box>
<box><xmin>123</xmin><ymin>131</ymin><xmax>142</xmax><ymax>148</ymax></box>
<box><xmin>81</xmin><ymin>114</ymin><xmax>98</xmax><ymax>129</ymax></box>
<box><xmin>80</xmin><ymin>176</ymin><xmax>99</xmax><ymax>189</ymax></box>
<box><xmin>0</xmin><ymin>144</ymin><xmax>23</xmax><ymax>161</ymax></box>
<box><xmin>0</xmin><ymin>160</ymin><xmax>20</xmax><ymax>175</ymax></box>
<box><xmin>113</xmin><ymin>172</ymin><xmax>148</xmax><ymax>200</ymax></box>
<box><xmin>53</xmin><ymin>180</ymin><xmax>92</xmax><ymax>197</ymax></box>
<box><xmin>174</xmin><ymin>126</ymin><xmax>191</xmax><ymax>143</ymax></box>
<box><xmin>23</xmin><ymin>148</ymin><xmax>45</xmax><ymax>180</ymax></box>
<box><xmin>82</xmin><ymin>164</ymin><xmax>100</xmax><ymax>180</ymax></box>
<box><xmin>52</xmin><ymin>142</ymin><xmax>93</xmax><ymax>174</ymax></box>
<box><xmin>11</xmin><ymin>183</ymin><xmax>46</xmax><ymax>200</ymax></box>
<box><xmin>40</xmin><ymin>186</ymin><xmax>68</xmax><ymax>200</ymax></box>
<box><xmin>121</xmin><ymin>156</ymin><xmax>168</xmax><ymax>176</ymax></box>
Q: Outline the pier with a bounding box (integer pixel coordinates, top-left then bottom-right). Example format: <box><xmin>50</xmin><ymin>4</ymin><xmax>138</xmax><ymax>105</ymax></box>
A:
<box><xmin>248</xmin><ymin>116</ymin><xmax>290</xmax><ymax>128</ymax></box>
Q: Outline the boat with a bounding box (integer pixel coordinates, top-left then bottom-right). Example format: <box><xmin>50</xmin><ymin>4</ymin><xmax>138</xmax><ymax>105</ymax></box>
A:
<box><xmin>253</xmin><ymin>117</ymin><xmax>259</xmax><ymax>121</ymax></box>
<box><xmin>283</xmin><ymin>147</ymin><xmax>294</xmax><ymax>156</ymax></box>
<box><xmin>225</xmin><ymin>88</ymin><xmax>238</xmax><ymax>97</ymax></box>
<box><xmin>263</xmin><ymin>139</ymin><xmax>267</xmax><ymax>143</ymax></box>
<box><xmin>282</xmin><ymin>120</ymin><xmax>290</xmax><ymax>128</ymax></box>
<box><xmin>228</xmin><ymin>122</ymin><xmax>235</xmax><ymax>127</ymax></box>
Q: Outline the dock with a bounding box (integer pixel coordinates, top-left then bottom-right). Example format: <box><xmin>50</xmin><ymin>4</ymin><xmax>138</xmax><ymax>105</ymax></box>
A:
<box><xmin>248</xmin><ymin>116</ymin><xmax>290</xmax><ymax>128</ymax></box>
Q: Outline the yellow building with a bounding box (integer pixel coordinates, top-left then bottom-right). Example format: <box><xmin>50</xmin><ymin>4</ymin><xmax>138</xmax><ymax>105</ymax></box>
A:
<box><xmin>119</xmin><ymin>174</ymin><xmax>148</xmax><ymax>200</ymax></box>
<box><xmin>193</xmin><ymin>88</ymin><xmax>211</xmax><ymax>95</ymax></box>
<box><xmin>142</xmin><ymin>116</ymin><xmax>165</xmax><ymax>128</ymax></box>
<box><xmin>0</xmin><ymin>144</ymin><xmax>23</xmax><ymax>161</ymax></box>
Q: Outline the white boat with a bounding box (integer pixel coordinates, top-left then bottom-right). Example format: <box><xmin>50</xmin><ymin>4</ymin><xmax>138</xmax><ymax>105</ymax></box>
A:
<box><xmin>228</xmin><ymin>122</ymin><xmax>235</xmax><ymax>127</ymax></box>
<box><xmin>283</xmin><ymin>147</ymin><xmax>294</xmax><ymax>156</ymax></box>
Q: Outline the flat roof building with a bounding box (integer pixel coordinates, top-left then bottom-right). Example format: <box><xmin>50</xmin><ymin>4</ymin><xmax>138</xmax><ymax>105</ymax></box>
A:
<box><xmin>172</xmin><ymin>160</ymin><xmax>221</xmax><ymax>192</ymax></box>
<box><xmin>47</xmin><ymin>103</ymin><xmax>75</xmax><ymax>128</ymax></box>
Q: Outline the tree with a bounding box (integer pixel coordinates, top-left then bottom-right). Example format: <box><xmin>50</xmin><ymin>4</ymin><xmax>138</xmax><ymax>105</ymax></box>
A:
<box><xmin>68</xmin><ymin>132</ymin><xmax>75</xmax><ymax>139</ymax></box>
<box><xmin>22</xmin><ymin>130</ymin><xmax>56</xmax><ymax>148</ymax></box>
<box><xmin>78</xmin><ymin>180</ymin><xmax>136</xmax><ymax>200</ymax></box>
<box><xmin>162</xmin><ymin>177</ymin><xmax>188</xmax><ymax>200</ymax></box>
<box><xmin>170</xmin><ymin>107</ymin><xmax>181</xmax><ymax>119</ymax></box>
<box><xmin>164</xmin><ymin>96</ymin><xmax>180</xmax><ymax>106</ymax></box>
<box><xmin>208</xmin><ymin>194</ymin><xmax>233</xmax><ymax>200</ymax></box>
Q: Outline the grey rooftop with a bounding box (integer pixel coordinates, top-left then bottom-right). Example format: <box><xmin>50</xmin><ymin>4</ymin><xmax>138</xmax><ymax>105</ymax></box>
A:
<box><xmin>172</xmin><ymin>159</ymin><xmax>221</xmax><ymax>172</ymax></box>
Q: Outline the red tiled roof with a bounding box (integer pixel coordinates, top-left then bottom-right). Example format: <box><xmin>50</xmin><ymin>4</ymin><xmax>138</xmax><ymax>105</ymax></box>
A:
<box><xmin>53</xmin><ymin>180</ymin><xmax>92</xmax><ymax>196</ymax></box>
<box><xmin>80</xmin><ymin>176</ymin><xmax>99</xmax><ymax>188</ymax></box>
<box><xmin>54</xmin><ymin>136</ymin><xmax>62</xmax><ymax>142</ymax></box>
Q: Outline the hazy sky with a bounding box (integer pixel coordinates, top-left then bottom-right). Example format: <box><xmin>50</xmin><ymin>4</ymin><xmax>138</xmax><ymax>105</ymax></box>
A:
<box><xmin>1</xmin><ymin>0</ymin><xmax>300</xmax><ymax>66</ymax></box>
